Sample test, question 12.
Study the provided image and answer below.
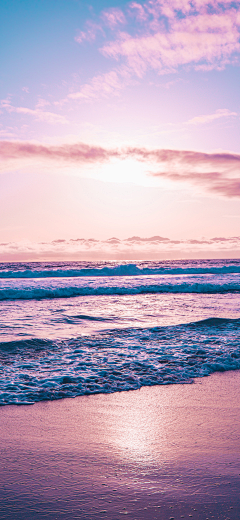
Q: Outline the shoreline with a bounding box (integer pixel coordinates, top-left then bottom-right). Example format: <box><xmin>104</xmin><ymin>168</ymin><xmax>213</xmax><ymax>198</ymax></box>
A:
<box><xmin>1</xmin><ymin>370</ymin><xmax>240</xmax><ymax>519</ymax></box>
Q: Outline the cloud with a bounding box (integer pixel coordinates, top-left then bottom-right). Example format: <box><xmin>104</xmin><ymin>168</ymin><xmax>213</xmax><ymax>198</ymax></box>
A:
<box><xmin>101</xmin><ymin>8</ymin><xmax>126</xmax><ymax>29</ymax></box>
<box><xmin>1</xmin><ymin>99</ymin><xmax>68</xmax><ymax>125</ymax></box>
<box><xmin>0</xmin><ymin>140</ymin><xmax>120</xmax><ymax>164</ymax></box>
<box><xmin>1</xmin><ymin>235</ymin><xmax>240</xmax><ymax>261</ymax></box>
<box><xmin>68</xmin><ymin>68</ymin><xmax>130</xmax><ymax>101</ymax></box>
<box><xmin>125</xmin><ymin>235</ymin><xmax>169</xmax><ymax>242</ymax></box>
<box><xmin>35</xmin><ymin>98</ymin><xmax>51</xmax><ymax>109</ymax></box>
<box><xmin>75</xmin><ymin>8</ymin><xmax>125</xmax><ymax>44</ymax></box>
<box><xmin>72</xmin><ymin>0</ymin><xmax>240</xmax><ymax>100</ymax></box>
<box><xmin>153</xmin><ymin>170</ymin><xmax>240</xmax><ymax>197</ymax></box>
<box><xmin>101</xmin><ymin>15</ymin><xmax>240</xmax><ymax>76</ymax></box>
<box><xmin>1</xmin><ymin>140</ymin><xmax>240</xmax><ymax>197</ymax></box>
<box><xmin>57</xmin><ymin>0</ymin><xmax>240</xmax><ymax>104</ymax></box>
<box><xmin>128</xmin><ymin>147</ymin><xmax>240</xmax><ymax>196</ymax></box>
<box><xmin>75</xmin><ymin>22</ymin><xmax>104</xmax><ymax>44</ymax></box>
<box><xmin>128</xmin><ymin>2</ymin><xmax>148</xmax><ymax>23</ymax></box>
<box><xmin>186</xmin><ymin>109</ymin><xmax>238</xmax><ymax>125</ymax></box>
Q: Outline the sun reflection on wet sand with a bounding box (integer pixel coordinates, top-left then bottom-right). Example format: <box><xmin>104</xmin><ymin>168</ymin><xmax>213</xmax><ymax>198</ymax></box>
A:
<box><xmin>90</xmin><ymin>370</ymin><xmax>240</xmax><ymax>467</ymax></box>
<box><xmin>1</xmin><ymin>371</ymin><xmax>240</xmax><ymax>519</ymax></box>
<box><xmin>99</xmin><ymin>390</ymin><xmax>167</xmax><ymax>463</ymax></box>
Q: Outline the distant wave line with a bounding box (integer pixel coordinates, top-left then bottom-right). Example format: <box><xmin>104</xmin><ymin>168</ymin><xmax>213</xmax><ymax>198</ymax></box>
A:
<box><xmin>0</xmin><ymin>282</ymin><xmax>240</xmax><ymax>300</ymax></box>
<box><xmin>1</xmin><ymin>263</ymin><xmax>240</xmax><ymax>279</ymax></box>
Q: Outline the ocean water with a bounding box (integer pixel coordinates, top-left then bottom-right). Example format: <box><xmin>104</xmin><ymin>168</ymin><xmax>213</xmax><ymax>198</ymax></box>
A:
<box><xmin>0</xmin><ymin>259</ymin><xmax>240</xmax><ymax>405</ymax></box>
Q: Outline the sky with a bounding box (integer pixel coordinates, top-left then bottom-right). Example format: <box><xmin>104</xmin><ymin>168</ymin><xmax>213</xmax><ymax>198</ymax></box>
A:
<box><xmin>1</xmin><ymin>0</ymin><xmax>240</xmax><ymax>260</ymax></box>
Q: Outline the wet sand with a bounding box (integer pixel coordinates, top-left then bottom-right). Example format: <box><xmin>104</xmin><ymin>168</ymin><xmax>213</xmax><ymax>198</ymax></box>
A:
<box><xmin>0</xmin><ymin>370</ymin><xmax>240</xmax><ymax>519</ymax></box>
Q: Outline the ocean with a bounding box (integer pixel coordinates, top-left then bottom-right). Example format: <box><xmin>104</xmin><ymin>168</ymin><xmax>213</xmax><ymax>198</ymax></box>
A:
<box><xmin>0</xmin><ymin>258</ymin><xmax>240</xmax><ymax>405</ymax></box>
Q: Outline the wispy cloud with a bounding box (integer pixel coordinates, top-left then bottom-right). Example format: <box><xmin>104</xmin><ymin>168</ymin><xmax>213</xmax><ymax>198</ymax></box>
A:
<box><xmin>35</xmin><ymin>98</ymin><xmax>51</xmax><ymax>109</ymax></box>
<box><xmin>101</xmin><ymin>1</ymin><xmax>240</xmax><ymax>75</ymax></box>
<box><xmin>68</xmin><ymin>67</ymin><xmax>131</xmax><ymax>101</ymax></box>
<box><xmin>1</xmin><ymin>140</ymin><xmax>240</xmax><ymax>197</ymax></box>
<box><xmin>71</xmin><ymin>0</ymin><xmax>240</xmax><ymax>100</ymax></box>
<box><xmin>75</xmin><ymin>21</ymin><xmax>104</xmax><ymax>44</ymax></box>
<box><xmin>101</xmin><ymin>8</ymin><xmax>126</xmax><ymax>29</ymax></box>
<box><xmin>186</xmin><ymin>108</ymin><xmax>238</xmax><ymax>125</ymax></box>
<box><xmin>75</xmin><ymin>7</ymin><xmax>126</xmax><ymax>43</ymax></box>
<box><xmin>1</xmin><ymin>99</ymin><xmax>68</xmax><ymax>125</ymax></box>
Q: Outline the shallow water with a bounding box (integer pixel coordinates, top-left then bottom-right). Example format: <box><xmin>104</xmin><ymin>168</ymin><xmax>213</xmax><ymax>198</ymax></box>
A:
<box><xmin>0</xmin><ymin>259</ymin><xmax>240</xmax><ymax>404</ymax></box>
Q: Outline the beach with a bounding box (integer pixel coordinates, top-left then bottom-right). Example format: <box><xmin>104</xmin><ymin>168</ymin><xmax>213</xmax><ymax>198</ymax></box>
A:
<box><xmin>1</xmin><ymin>370</ymin><xmax>240</xmax><ymax>519</ymax></box>
<box><xmin>1</xmin><ymin>0</ymin><xmax>240</xmax><ymax>515</ymax></box>
<box><xmin>1</xmin><ymin>259</ymin><xmax>240</xmax><ymax>518</ymax></box>
<box><xmin>2</xmin><ymin>0</ymin><xmax>240</xmax><ymax>516</ymax></box>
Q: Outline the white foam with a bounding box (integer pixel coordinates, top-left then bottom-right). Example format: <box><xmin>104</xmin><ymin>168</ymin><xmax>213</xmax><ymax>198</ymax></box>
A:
<box><xmin>0</xmin><ymin>273</ymin><xmax>239</xmax><ymax>301</ymax></box>
<box><xmin>0</xmin><ymin>318</ymin><xmax>239</xmax><ymax>405</ymax></box>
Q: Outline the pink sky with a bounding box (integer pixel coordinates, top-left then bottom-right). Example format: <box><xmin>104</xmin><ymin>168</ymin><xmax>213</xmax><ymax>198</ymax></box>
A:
<box><xmin>1</xmin><ymin>0</ymin><xmax>240</xmax><ymax>259</ymax></box>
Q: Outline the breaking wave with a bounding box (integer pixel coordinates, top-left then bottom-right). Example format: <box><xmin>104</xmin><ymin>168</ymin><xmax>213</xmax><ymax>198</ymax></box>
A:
<box><xmin>0</xmin><ymin>280</ymin><xmax>239</xmax><ymax>300</ymax></box>
<box><xmin>1</xmin><ymin>262</ymin><xmax>240</xmax><ymax>279</ymax></box>
<box><xmin>1</xmin><ymin>317</ymin><xmax>239</xmax><ymax>405</ymax></box>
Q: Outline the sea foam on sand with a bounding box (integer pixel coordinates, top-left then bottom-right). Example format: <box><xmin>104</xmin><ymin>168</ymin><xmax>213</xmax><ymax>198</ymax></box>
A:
<box><xmin>1</xmin><ymin>370</ymin><xmax>240</xmax><ymax>519</ymax></box>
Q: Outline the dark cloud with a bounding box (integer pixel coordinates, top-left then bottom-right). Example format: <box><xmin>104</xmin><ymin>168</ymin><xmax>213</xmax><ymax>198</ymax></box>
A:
<box><xmin>1</xmin><ymin>140</ymin><xmax>240</xmax><ymax>197</ymax></box>
<box><xmin>0</xmin><ymin>140</ymin><xmax>120</xmax><ymax>163</ymax></box>
<box><xmin>127</xmin><ymin>148</ymin><xmax>240</xmax><ymax>198</ymax></box>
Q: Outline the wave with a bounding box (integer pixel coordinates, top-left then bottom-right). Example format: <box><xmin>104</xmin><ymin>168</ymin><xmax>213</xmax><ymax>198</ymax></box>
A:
<box><xmin>1</xmin><ymin>263</ymin><xmax>240</xmax><ymax>279</ymax></box>
<box><xmin>0</xmin><ymin>338</ymin><xmax>54</xmax><ymax>353</ymax></box>
<box><xmin>190</xmin><ymin>316</ymin><xmax>239</xmax><ymax>327</ymax></box>
<box><xmin>1</xmin><ymin>317</ymin><xmax>239</xmax><ymax>405</ymax></box>
<box><xmin>0</xmin><ymin>282</ymin><xmax>240</xmax><ymax>300</ymax></box>
<box><xmin>60</xmin><ymin>314</ymin><xmax>114</xmax><ymax>324</ymax></box>
<box><xmin>0</xmin><ymin>317</ymin><xmax>238</xmax><ymax>351</ymax></box>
